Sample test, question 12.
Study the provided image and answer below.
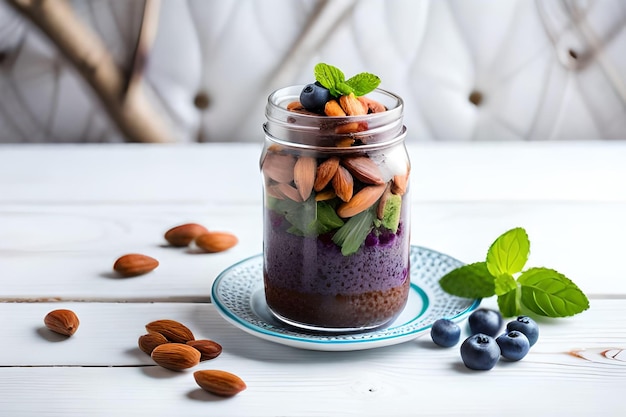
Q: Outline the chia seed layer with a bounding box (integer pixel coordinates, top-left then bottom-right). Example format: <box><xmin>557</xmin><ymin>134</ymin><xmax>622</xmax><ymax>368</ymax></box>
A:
<box><xmin>263</xmin><ymin>208</ymin><xmax>410</xmax><ymax>328</ymax></box>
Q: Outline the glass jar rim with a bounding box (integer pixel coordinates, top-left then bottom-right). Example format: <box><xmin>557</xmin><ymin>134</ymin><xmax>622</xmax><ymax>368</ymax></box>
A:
<box><xmin>264</xmin><ymin>85</ymin><xmax>405</xmax><ymax>151</ymax></box>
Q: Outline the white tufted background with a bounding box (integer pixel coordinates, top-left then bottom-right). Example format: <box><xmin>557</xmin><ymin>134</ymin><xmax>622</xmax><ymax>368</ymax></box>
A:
<box><xmin>1</xmin><ymin>0</ymin><xmax>625</xmax><ymax>143</ymax></box>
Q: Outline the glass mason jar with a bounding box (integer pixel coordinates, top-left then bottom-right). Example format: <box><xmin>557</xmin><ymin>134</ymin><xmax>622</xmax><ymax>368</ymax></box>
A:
<box><xmin>260</xmin><ymin>85</ymin><xmax>410</xmax><ymax>332</ymax></box>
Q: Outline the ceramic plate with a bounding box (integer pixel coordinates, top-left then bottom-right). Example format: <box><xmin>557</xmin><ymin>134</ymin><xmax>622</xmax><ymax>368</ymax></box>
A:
<box><xmin>211</xmin><ymin>245</ymin><xmax>479</xmax><ymax>351</ymax></box>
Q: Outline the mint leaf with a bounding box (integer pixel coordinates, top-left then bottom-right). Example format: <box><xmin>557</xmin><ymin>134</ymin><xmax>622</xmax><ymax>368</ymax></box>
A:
<box><xmin>497</xmin><ymin>287</ymin><xmax>521</xmax><ymax>317</ymax></box>
<box><xmin>332</xmin><ymin>208</ymin><xmax>375</xmax><ymax>256</ymax></box>
<box><xmin>518</xmin><ymin>267</ymin><xmax>590</xmax><ymax>317</ymax></box>
<box><xmin>316</xmin><ymin>201</ymin><xmax>344</xmax><ymax>233</ymax></box>
<box><xmin>314</xmin><ymin>63</ymin><xmax>346</xmax><ymax>97</ymax></box>
<box><xmin>494</xmin><ymin>273</ymin><xmax>517</xmax><ymax>296</ymax></box>
<box><xmin>345</xmin><ymin>72</ymin><xmax>380</xmax><ymax>96</ymax></box>
<box><xmin>486</xmin><ymin>227</ymin><xmax>529</xmax><ymax>277</ymax></box>
<box><xmin>439</xmin><ymin>262</ymin><xmax>495</xmax><ymax>299</ymax></box>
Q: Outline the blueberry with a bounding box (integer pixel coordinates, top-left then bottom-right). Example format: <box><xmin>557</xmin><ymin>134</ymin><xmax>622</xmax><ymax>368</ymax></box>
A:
<box><xmin>496</xmin><ymin>330</ymin><xmax>530</xmax><ymax>361</ymax></box>
<box><xmin>506</xmin><ymin>316</ymin><xmax>539</xmax><ymax>346</ymax></box>
<box><xmin>430</xmin><ymin>319</ymin><xmax>461</xmax><ymax>347</ymax></box>
<box><xmin>300</xmin><ymin>82</ymin><xmax>331</xmax><ymax>113</ymax></box>
<box><xmin>468</xmin><ymin>308</ymin><xmax>503</xmax><ymax>337</ymax></box>
<box><xmin>460</xmin><ymin>333</ymin><xmax>500</xmax><ymax>370</ymax></box>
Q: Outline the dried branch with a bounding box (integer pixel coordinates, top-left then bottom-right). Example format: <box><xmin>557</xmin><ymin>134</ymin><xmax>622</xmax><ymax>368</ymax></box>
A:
<box><xmin>7</xmin><ymin>0</ymin><xmax>173</xmax><ymax>143</ymax></box>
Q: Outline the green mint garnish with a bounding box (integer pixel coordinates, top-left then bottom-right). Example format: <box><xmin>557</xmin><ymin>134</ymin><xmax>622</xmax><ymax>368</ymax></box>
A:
<box><xmin>314</xmin><ymin>63</ymin><xmax>380</xmax><ymax>98</ymax></box>
<box><xmin>439</xmin><ymin>227</ymin><xmax>590</xmax><ymax>318</ymax></box>
<box><xmin>332</xmin><ymin>207</ymin><xmax>375</xmax><ymax>256</ymax></box>
<box><xmin>268</xmin><ymin>197</ymin><xmax>344</xmax><ymax>237</ymax></box>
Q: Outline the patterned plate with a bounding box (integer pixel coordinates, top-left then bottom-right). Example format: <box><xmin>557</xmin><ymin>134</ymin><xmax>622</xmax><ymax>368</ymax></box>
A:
<box><xmin>211</xmin><ymin>245</ymin><xmax>480</xmax><ymax>351</ymax></box>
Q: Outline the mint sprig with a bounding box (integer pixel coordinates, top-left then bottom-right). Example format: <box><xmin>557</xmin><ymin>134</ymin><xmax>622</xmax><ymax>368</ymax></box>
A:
<box><xmin>439</xmin><ymin>227</ymin><xmax>590</xmax><ymax>318</ymax></box>
<box><xmin>314</xmin><ymin>63</ymin><xmax>380</xmax><ymax>97</ymax></box>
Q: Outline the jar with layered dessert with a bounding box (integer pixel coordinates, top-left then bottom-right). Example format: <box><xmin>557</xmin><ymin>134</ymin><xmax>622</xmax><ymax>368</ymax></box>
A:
<box><xmin>260</xmin><ymin>79</ymin><xmax>410</xmax><ymax>332</ymax></box>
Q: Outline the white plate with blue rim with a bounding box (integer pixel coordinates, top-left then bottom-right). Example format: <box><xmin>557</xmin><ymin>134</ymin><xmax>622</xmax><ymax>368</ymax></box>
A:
<box><xmin>211</xmin><ymin>245</ymin><xmax>480</xmax><ymax>351</ymax></box>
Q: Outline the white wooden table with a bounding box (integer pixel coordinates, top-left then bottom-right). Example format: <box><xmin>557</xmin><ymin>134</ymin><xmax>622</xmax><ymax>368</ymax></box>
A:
<box><xmin>1</xmin><ymin>142</ymin><xmax>625</xmax><ymax>416</ymax></box>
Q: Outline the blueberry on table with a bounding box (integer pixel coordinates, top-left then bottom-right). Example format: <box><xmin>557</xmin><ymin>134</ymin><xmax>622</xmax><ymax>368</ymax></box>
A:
<box><xmin>506</xmin><ymin>316</ymin><xmax>539</xmax><ymax>346</ymax></box>
<box><xmin>460</xmin><ymin>334</ymin><xmax>501</xmax><ymax>370</ymax></box>
<box><xmin>468</xmin><ymin>308</ymin><xmax>503</xmax><ymax>337</ymax></box>
<box><xmin>496</xmin><ymin>330</ymin><xmax>530</xmax><ymax>361</ymax></box>
<box><xmin>300</xmin><ymin>82</ymin><xmax>332</xmax><ymax>113</ymax></box>
<box><xmin>431</xmin><ymin>318</ymin><xmax>461</xmax><ymax>347</ymax></box>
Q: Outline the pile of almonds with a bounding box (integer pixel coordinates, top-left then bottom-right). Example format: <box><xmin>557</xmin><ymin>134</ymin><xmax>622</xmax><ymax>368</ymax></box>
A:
<box><xmin>139</xmin><ymin>319</ymin><xmax>246</xmax><ymax>396</ymax></box>
<box><xmin>262</xmin><ymin>149</ymin><xmax>408</xmax><ymax>221</ymax></box>
<box><xmin>112</xmin><ymin>223</ymin><xmax>239</xmax><ymax>278</ymax></box>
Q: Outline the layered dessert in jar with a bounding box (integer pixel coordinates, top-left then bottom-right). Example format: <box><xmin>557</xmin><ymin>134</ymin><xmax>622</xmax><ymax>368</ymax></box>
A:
<box><xmin>261</xmin><ymin>64</ymin><xmax>410</xmax><ymax>331</ymax></box>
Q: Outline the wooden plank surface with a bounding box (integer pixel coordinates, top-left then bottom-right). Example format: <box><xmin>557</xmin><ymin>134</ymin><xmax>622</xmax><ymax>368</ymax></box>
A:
<box><xmin>1</xmin><ymin>301</ymin><xmax>624</xmax><ymax>416</ymax></box>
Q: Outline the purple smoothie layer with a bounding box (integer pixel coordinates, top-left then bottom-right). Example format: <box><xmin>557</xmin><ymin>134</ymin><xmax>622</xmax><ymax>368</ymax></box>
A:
<box><xmin>263</xmin><ymin>210</ymin><xmax>409</xmax><ymax>296</ymax></box>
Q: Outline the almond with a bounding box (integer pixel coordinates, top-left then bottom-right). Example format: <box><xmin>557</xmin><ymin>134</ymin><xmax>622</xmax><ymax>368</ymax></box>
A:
<box><xmin>332</xmin><ymin>166</ymin><xmax>354</xmax><ymax>202</ymax></box>
<box><xmin>275</xmin><ymin>183</ymin><xmax>303</xmax><ymax>202</ymax></box>
<box><xmin>286</xmin><ymin>101</ymin><xmax>318</xmax><ymax>116</ymax></box>
<box><xmin>315</xmin><ymin>189</ymin><xmax>336</xmax><ymax>201</ymax></box>
<box><xmin>391</xmin><ymin>173</ymin><xmax>408</xmax><ymax>195</ymax></box>
<box><xmin>194</xmin><ymin>370</ymin><xmax>247</xmax><ymax>397</ymax></box>
<box><xmin>145</xmin><ymin>319</ymin><xmax>195</xmax><ymax>343</ymax></box>
<box><xmin>358</xmin><ymin>96</ymin><xmax>386</xmax><ymax>113</ymax></box>
<box><xmin>164</xmin><ymin>223</ymin><xmax>209</xmax><ymax>247</ymax></box>
<box><xmin>113</xmin><ymin>254</ymin><xmax>159</xmax><ymax>277</ymax></box>
<box><xmin>313</xmin><ymin>157</ymin><xmax>340</xmax><ymax>191</ymax></box>
<box><xmin>195</xmin><ymin>231</ymin><xmax>238</xmax><ymax>253</ymax></box>
<box><xmin>262</xmin><ymin>152</ymin><xmax>296</xmax><ymax>183</ymax></box>
<box><xmin>324</xmin><ymin>99</ymin><xmax>346</xmax><ymax>117</ymax></box>
<box><xmin>342</xmin><ymin>156</ymin><xmax>385</xmax><ymax>185</ymax></box>
<box><xmin>339</xmin><ymin>93</ymin><xmax>367</xmax><ymax>116</ymax></box>
<box><xmin>337</xmin><ymin>184</ymin><xmax>386</xmax><ymax>218</ymax></box>
<box><xmin>377</xmin><ymin>183</ymin><xmax>392</xmax><ymax>219</ymax></box>
<box><xmin>335</xmin><ymin>121</ymin><xmax>368</xmax><ymax>134</ymax></box>
<box><xmin>138</xmin><ymin>332</ymin><xmax>169</xmax><ymax>355</ymax></box>
<box><xmin>44</xmin><ymin>309</ymin><xmax>80</xmax><ymax>336</ymax></box>
<box><xmin>151</xmin><ymin>343</ymin><xmax>200</xmax><ymax>371</ymax></box>
<box><xmin>186</xmin><ymin>340</ymin><xmax>223</xmax><ymax>361</ymax></box>
<box><xmin>293</xmin><ymin>156</ymin><xmax>317</xmax><ymax>201</ymax></box>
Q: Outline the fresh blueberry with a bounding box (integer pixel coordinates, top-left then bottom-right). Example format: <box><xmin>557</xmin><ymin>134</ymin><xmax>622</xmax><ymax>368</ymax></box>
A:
<box><xmin>496</xmin><ymin>330</ymin><xmax>530</xmax><ymax>361</ymax></box>
<box><xmin>300</xmin><ymin>82</ymin><xmax>331</xmax><ymax>113</ymax></box>
<box><xmin>506</xmin><ymin>316</ymin><xmax>539</xmax><ymax>346</ymax></box>
<box><xmin>468</xmin><ymin>308</ymin><xmax>503</xmax><ymax>337</ymax></box>
<box><xmin>460</xmin><ymin>333</ymin><xmax>500</xmax><ymax>370</ymax></box>
<box><xmin>431</xmin><ymin>319</ymin><xmax>461</xmax><ymax>347</ymax></box>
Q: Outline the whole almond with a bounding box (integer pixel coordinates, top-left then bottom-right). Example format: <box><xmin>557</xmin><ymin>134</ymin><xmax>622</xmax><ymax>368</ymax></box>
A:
<box><xmin>44</xmin><ymin>309</ymin><xmax>80</xmax><ymax>336</ymax></box>
<box><xmin>358</xmin><ymin>96</ymin><xmax>386</xmax><ymax>113</ymax></box>
<box><xmin>195</xmin><ymin>231</ymin><xmax>239</xmax><ymax>253</ymax></box>
<box><xmin>151</xmin><ymin>343</ymin><xmax>200</xmax><ymax>371</ymax></box>
<box><xmin>276</xmin><ymin>182</ymin><xmax>303</xmax><ymax>202</ymax></box>
<box><xmin>293</xmin><ymin>156</ymin><xmax>317</xmax><ymax>201</ymax></box>
<box><xmin>332</xmin><ymin>166</ymin><xmax>354</xmax><ymax>202</ymax></box>
<box><xmin>315</xmin><ymin>189</ymin><xmax>336</xmax><ymax>202</ymax></box>
<box><xmin>113</xmin><ymin>254</ymin><xmax>159</xmax><ymax>277</ymax></box>
<box><xmin>339</xmin><ymin>93</ymin><xmax>367</xmax><ymax>116</ymax></box>
<box><xmin>145</xmin><ymin>319</ymin><xmax>195</xmax><ymax>343</ymax></box>
<box><xmin>337</xmin><ymin>184</ymin><xmax>386</xmax><ymax>218</ymax></box>
<box><xmin>324</xmin><ymin>99</ymin><xmax>346</xmax><ymax>117</ymax></box>
<box><xmin>138</xmin><ymin>332</ymin><xmax>169</xmax><ymax>355</ymax></box>
<box><xmin>391</xmin><ymin>172</ymin><xmax>409</xmax><ymax>196</ymax></box>
<box><xmin>194</xmin><ymin>370</ymin><xmax>247</xmax><ymax>397</ymax></box>
<box><xmin>342</xmin><ymin>156</ymin><xmax>385</xmax><ymax>185</ymax></box>
<box><xmin>262</xmin><ymin>152</ymin><xmax>296</xmax><ymax>183</ymax></box>
<box><xmin>314</xmin><ymin>157</ymin><xmax>340</xmax><ymax>192</ymax></box>
<box><xmin>164</xmin><ymin>223</ymin><xmax>209</xmax><ymax>247</ymax></box>
<box><xmin>186</xmin><ymin>339</ymin><xmax>223</xmax><ymax>361</ymax></box>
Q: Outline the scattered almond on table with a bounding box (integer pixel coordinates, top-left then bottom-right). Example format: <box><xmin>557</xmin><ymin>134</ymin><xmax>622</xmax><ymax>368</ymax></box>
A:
<box><xmin>113</xmin><ymin>254</ymin><xmax>159</xmax><ymax>277</ymax></box>
<box><xmin>195</xmin><ymin>231</ymin><xmax>239</xmax><ymax>253</ymax></box>
<box><xmin>44</xmin><ymin>309</ymin><xmax>80</xmax><ymax>336</ymax></box>
<box><xmin>194</xmin><ymin>370</ymin><xmax>247</xmax><ymax>397</ymax></box>
<box><xmin>164</xmin><ymin>223</ymin><xmax>209</xmax><ymax>247</ymax></box>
